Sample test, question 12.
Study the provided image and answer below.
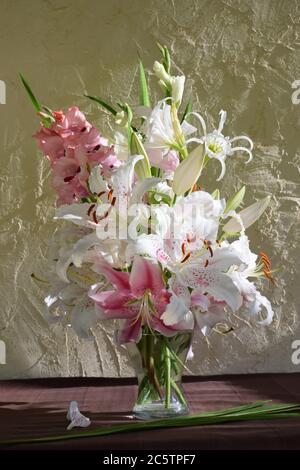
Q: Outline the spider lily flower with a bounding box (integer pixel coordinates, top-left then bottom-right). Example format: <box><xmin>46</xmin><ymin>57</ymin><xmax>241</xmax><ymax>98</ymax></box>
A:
<box><xmin>186</xmin><ymin>109</ymin><xmax>253</xmax><ymax>181</ymax></box>
<box><xmin>89</xmin><ymin>256</ymin><xmax>192</xmax><ymax>343</ymax></box>
<box><xmin>223</xmin><ymin>195</ymin><xmax>271</xmax><ymax>234</ymax></box>
<box><xmin>172</xmin><ymin>143</ymin><xmax>205</xmax><ymax>196</ymax></box>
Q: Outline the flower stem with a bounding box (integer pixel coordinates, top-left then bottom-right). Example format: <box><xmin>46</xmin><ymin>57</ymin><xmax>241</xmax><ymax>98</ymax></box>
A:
<box><xmin>170</xmin><ymin>378</ymin><xmax>187</xmax><ymax>407</ymax></box>
<box><xmin>146</xmin><ymin>331</ymin><xmax>163</xmax><ymax>399</ymax></box>
<box><xmin>164</xmin><ymin>339</ymin><xmax>171</xmax><ymax>409</ymax></box>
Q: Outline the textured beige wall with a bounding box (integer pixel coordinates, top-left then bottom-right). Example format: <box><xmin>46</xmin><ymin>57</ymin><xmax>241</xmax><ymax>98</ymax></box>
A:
<box><xmin>0</xmin><ymin>0</ymin><xmax>299</xmax><ymax>378</ymax></box>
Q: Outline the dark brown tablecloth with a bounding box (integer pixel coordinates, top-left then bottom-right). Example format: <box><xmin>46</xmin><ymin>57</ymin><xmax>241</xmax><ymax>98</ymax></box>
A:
<box><xmin>0</xmin><ymin>373</ymin><xmax>300</xmax><ymax>450</ymax></box>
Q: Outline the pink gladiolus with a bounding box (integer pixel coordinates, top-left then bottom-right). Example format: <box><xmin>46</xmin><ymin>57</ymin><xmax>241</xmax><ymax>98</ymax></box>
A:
<box><xmin>89</xmin><ymin>256</ymin><xmax>186</xmax><ymax>343</ymax></box>
<box><xmin>34</xmin><ymin>107</ymin><xmax>119</xmax><ymax>204</ymax></box>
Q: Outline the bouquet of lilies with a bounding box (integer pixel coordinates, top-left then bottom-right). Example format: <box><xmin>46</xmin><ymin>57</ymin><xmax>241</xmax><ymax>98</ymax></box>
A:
<box><xmin>22</xmin><ymin>45</ymin><xmax>275</xmax><ymax>413</ymax></box>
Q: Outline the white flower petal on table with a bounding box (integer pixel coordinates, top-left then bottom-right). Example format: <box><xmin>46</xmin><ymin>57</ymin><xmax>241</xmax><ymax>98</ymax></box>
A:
<box><xmin>67</xmin><ymin>401</ymin><xmax>91</xmax><ymax>430</ymax></box>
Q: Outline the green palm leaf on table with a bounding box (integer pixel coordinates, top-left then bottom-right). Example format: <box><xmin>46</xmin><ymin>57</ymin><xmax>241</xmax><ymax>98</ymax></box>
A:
<box><xmin>1</xmin><ymin>402</ymin><xmax>300</xmax><ymax>445</ymax></box>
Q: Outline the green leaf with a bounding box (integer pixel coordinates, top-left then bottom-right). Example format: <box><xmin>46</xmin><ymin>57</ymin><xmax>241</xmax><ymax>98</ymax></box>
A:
<box><xmin>156</xmin><ymin>43</ymin><xmax>171</xmax><ymax>73</ymax></box>
<box><xmin>84</xmin><ymin>94</ymin><xmax>117</xmax><ymax>116</ymax></box>
<box><xmin>156</xmin><ymin>42</ymin><xmax>165</xmax><ymax>57</ymax></box>
<box><xmin>163</xmin><ymin>45</ymin><xmax>171</xmax><ymax>74</ymax></box>
<box><xmin>20</xmin><ymin>73</ymin><xmax>42</xmax><ymax>113</ymax></box>
<box><xmin>180</xmin><ymin>97</ymin><xmax>192</xmax><ymax>123</ymax></box>
<box><xmin>139</xmin><ymin>60</ymin><xmax>150</xmax><ymax>107</ymax></box>
<box><xmin>2</xmin><ymin>402</ymin><xmax>300</xmax><ymax>445</ymax></box>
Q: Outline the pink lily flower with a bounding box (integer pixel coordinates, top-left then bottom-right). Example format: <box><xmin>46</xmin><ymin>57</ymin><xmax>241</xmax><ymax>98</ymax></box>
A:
<box><xmin>89</xmin><ymin>256</ymin><xmax>190</xmax><ymax>344</ymax></box>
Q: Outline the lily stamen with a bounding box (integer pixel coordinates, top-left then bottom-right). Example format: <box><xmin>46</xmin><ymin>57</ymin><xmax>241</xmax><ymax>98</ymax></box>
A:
<box><xmin>87</xmin><ymin>204</ymin><xmax>95</xmax><ymax>216</ymax></box>
<box><xmin>92</xmin><ymin>210</ymin><xmax>98</xmax><ymax>224</ymax></box>
<box><xmin>259</xmin><ymin>251</ymin><xmax>276</xmax><ymax>285</ymax></box>
<box><xmin>204</xmin><ymin>240</ymin><xmax>213</xmax><ymax>257</ymax></box>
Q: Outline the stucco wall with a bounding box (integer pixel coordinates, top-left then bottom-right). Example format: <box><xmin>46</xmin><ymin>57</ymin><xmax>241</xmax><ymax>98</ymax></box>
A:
<box><xmin>0</xmin><ymin>0</ymin><xmax>299</xmax><ymax>378</ymax></box>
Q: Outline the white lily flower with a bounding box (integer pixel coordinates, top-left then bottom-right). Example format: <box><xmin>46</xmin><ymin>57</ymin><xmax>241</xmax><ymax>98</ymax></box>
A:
<box><xmin>223</xmin><ymin>195</ymin><xmax>271</xmax><ymax>234</ymax></box>
<box><xmin>126</xmin><ymin>190</ymin><xmax>225</xmax><ymax>265</ymax></box>
<box><xmin>43</xmin><ymin>254</ymin><xmax>105</xmax><ymax>338</ymax></box>
<box><xmin>55</xmin><ymin>156</ymin><xmax>161</xmax><ymax>273</ymax></box>
<box><xmin>178</xmin><ymin>245</ymin><xmax>243</xmax><ymax>312</ymax></box>
<box><xmin>144</xmin><ymin>100</ymin><xmax>196</xmax><ymax>156</ymax></box>
<box><xmin>161</xmin><ymin>294</ymin><xmax>194</xmax><ymax>328</ymax></box>
<box><xmin>114</xmin><ymin>131</ymin><xmax>128</xmax><ymax>161</ymax></box>
<box><xmin>192</xmin><ymin>297</ymin><xmax>227</xmax><ymax>336</ymax></box>
<box><xmin>151</xmin><ymin>181</ymin><xmax>174</xmax><ymax>202</ymax></box>
<box><xmin>227</xmin><ymin>235</ymin><xmax>274</xmax><ymax>325</ymax></box>
<box><xmin>54</xmin><ymin>203</ymin><xmax>97</xmax><ymax>228</ymax></box>
<box><xmin>88</xmin><ymin>165</ymin><xmax>109</xmax><ymax>194</ymax></box>
<box><xmin>186</xmin><ymin>109</ymin><xmax>253</xmax><ymax>181</ymax></box>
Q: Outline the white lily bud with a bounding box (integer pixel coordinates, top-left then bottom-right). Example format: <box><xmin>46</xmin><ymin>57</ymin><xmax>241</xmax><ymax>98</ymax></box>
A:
<box><xmin>171</xmin><ymin>75</ymin><xmax>185</xmax><ymax>105</ymax></box>
<box><xmin>223</xmin><ymin>195</ymin><xmax>271</xmax><ymax>233</ymax></box>
<box><xmin>172</xmin><ymin>143</ymin><xmax>205</xmax><ymax>196</ymax></box>
<box><xmin>153</xmin><ymin>61</ymin><xmax>171</xmax><ymax>84</ymax></box>
<box><xmin>211</xmin><ymin>189</ymin><xmax>220</xmax><ymax>200</ymax></box>
<box><xmin>115</xmin><ymin>110</ymin><xmax>127</xmax><ymax>127</ymax></box>
<box><xmin>224</xmin><ymin>186</ymin><xmax>246</xmax><ymax>214</ymax></box>
<box><xmin>130</xmin><ymin>132</ymin><xmax>151</xmax><ymax>180</ymax></box>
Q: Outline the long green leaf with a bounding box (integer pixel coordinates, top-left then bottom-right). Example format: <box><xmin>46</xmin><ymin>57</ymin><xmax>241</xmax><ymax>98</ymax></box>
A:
<box><xmin>181</xmin><ymin>97</ymin><xmax>192</xmax><ymax>123</ymax></box>
<box><xmin>139</xmin><ymin>60</ymin><xmax>150</xmax><ymax>107</ymax></box>
<box><xmin>1</xmin><ymin>402</ymin><xmax>300</xmax><ymax>446</ymax></box>
<box><xmin>20</xmin><ymin>73</ymin><xmax>42</xmax><ymax>113</ymax></box>
<box><xmin>84</xmin><ymin>94</ymin><xmax>117</xmax><ymax>116</ymax></box>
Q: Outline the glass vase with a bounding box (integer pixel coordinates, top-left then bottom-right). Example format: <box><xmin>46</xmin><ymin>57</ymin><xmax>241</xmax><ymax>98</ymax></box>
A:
<box><xmin>126</xmin><ymin>327</ymin><xmax>192</xmax><ymax>420</ymax></box>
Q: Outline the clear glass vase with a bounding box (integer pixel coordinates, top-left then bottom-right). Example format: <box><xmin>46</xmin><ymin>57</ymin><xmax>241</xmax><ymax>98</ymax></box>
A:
<box><xmin>126</xmin><ymin>327</ymin><xmax>192</xmax><ymax>420</ymax></box>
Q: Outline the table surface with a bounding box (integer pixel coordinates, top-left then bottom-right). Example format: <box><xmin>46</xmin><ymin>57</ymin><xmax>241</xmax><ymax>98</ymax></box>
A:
<box><xmin>0</xmin><ymin>373</ymin><xmax>300</xmax><ymax>450</ymax></box>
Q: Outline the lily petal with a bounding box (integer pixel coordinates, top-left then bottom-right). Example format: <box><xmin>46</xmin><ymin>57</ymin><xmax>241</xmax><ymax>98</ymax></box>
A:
<box><xmin>92</xmin><ymin>258</ymin><xmax>130</xmax><ymax>290</ymax></box>
<box><xmin>161</xmin><ymin>294</ymin><xmax>191</xmax><ymax>326</ymax></box>
<box><xmin>117</xmin><ymin>318</ymin><xmax>142</xmax><ymax>344</ymax></box>
<box><xmin>88</xmin><ymin>165</ymin><xmax>108</xmax><ymax>194</ymax></box>
<box><xmin>130</xmin><ymin>256</ymin><xmax>165</xmax><ymax>297</ymax></box>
